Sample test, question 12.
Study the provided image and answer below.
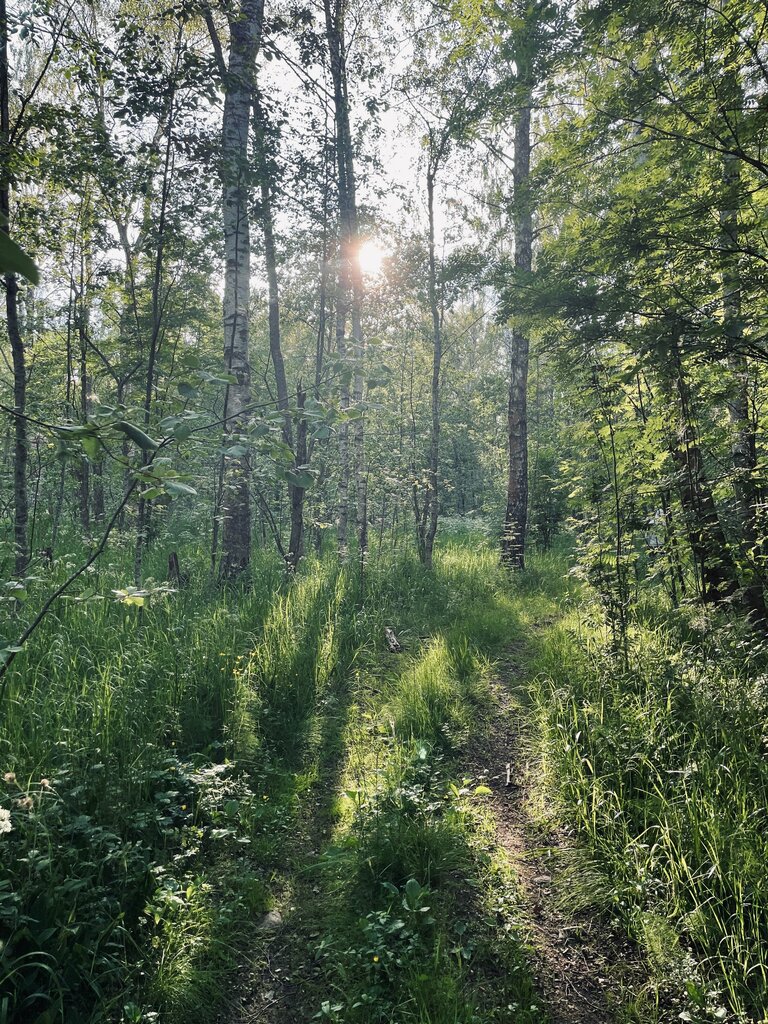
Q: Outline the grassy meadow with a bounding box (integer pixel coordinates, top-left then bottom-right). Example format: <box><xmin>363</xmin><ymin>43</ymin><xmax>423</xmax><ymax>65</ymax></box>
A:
<box><xmin>1</xmin><ymin>531</ymin><xmax>767</xmax><ymax>1023</ymax></box>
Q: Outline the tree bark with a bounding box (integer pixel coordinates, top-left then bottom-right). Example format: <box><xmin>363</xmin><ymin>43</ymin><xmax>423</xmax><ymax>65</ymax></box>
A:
<box><xmin>253</xmin><ymin>92</ymin><xmax>307</xmax><ymax>571</ymax></box>
<box><xmin>134</xmin><ymin>90</ymin><xmax>174</xmax><ymax>585</ymax></box>
<box><xmin>501</xmin><ymin>99</ymin><xmax>532</xmax><ymax>570</ymax></box>
<box><xmin>660</xmin><ymin>346</ymin><xmax>740</xmax><ymax>604</ymax></box>
<box><xmin>417</xmin><ymin>159</ymin><xmax>443</xmax><ymax>569</ymax></box>
<box><xmin>719</xmin><ymin>56</ymin><xmax>766</xmax><ymax>620</ymax></box>
<box><xmin>287</xmin><ymin>390</ymin><xmax>308</xmax><ymax>568</ymax></box>
<box><xmin>218</xmin><ymin>0</ymin><xmax>264</xmax><ymax>577</ymax></box>
<box><xmin>76</xmin><ymin>249</ymin><xmax>90</xmax><ymax>537</ymax></box>
<box><xmin>324</xmin><ymin>0</ymin><xmax>365</xmax><ymax>561</ymax></box>
<box><xmin>0</xmin><ymin>0</ymin><xmax>28</xmax><ymax>575</ymax></box>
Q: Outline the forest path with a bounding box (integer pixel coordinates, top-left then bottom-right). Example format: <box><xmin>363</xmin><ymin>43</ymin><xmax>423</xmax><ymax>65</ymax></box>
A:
<box><xmin>226</xmin><ymin>644</ymin><xmax>646</xmax><ymax>1024</ymax></box>
<box><xmin>470</xmin><ymin>641</ymin><xmax>644</xmax><ymax>1024</ymax></box>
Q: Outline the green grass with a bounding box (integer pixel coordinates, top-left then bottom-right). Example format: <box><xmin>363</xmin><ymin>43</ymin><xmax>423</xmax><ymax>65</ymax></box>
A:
<box><xmin>0</xmin><ymin>541</ymin><xmax>361</xmax><ymax>1023</ymax></box>
<box><xmin>533</xmin><ymin>595</ymin><xmax>768</xmax><ymax>1022</ymax></box>
<box><xmin>0</xmin><ymin>533</ymin><xmax>553</xmax><ymax>1024</ymax></box>
<box><xmin>284</xmin><ymin>542</ymin><xmax>552</xmax><ymax>1024</ymax></box>
<box><xmin>11</xmin><ymin>526</ymin><xmax>763</xmax><ymax>1024</ymax></box>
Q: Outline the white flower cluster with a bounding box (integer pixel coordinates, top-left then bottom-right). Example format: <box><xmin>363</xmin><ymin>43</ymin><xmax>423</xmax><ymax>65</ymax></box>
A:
<box><xmin>0</xmin><ymin>807</ymin><xmax>12</xmax><ymax>835</ymax></box>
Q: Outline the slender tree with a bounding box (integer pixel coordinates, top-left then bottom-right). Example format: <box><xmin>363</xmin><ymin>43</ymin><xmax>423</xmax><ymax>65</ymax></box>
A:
<box><xmin>501</xmin><ymin>90</ymin><xmax>531</xmax><ymax>570</ymax></box>
<box><xmin>213</xmin><ymin>0</ymin><xmax>265</xmax><ymax>577</ymax></box>
<box><xmin>1</xmin><ymin>0</ymin><xmax>28</xmax><ymax>574</ymax></box>
<box><xmin>324</xmin><ymin>0</ymin><xmax>365</xmax><ymax>561</ymax></box>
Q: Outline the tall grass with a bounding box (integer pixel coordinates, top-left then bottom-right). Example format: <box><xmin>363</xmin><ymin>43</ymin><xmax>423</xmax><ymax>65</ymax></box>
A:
<box><xmin>534</xmin><ymin>605</ymin><xmax>768</xmax><ymax>1021</ymax></box>
<box><xmin>295</xmin><ymin>541</ymin><xmax>549</xmax><ymax>1024</ymax></box>
<box><xmin>1</xmin><ymin>533</ymin><xmax>544</xmax><ymax>1023</ymax></box>
<box><xmin>0</xmin><ymin>541</ymin><xmax>363</xmax><ymax>1023</ymax></box>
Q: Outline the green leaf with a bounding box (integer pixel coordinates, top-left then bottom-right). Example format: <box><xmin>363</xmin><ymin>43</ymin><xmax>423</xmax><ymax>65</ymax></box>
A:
<box><xmin>54</xmin><ymin>423</ymin><xmax>97</xmax><ymax>439</ymax></box>
<box><xmin>0</xmin><ymin>230</ymin><xmax>39</xmax><ymax>284</ymax></box>
<box><xmin>0</xmin><ymin>645</ymin><xmax>23</xmax><ymax>666</ymax></box>
<box><xmin>281</xmin><ymin>468</ymin><xmax>314</xmax><ymax>489</ymax></box>
<box><xmin>81</xmin><ymin>435</ymin><xmax>101</xmax><ymax>461</ymax></box>
<box><xmin>165</xmin><ymin>481</ymin><xmax>197</xmax><ymax>497</ymax></box>
<box><xmin>180</xmin><ymin>351</ymin><xmax>202</xmax><ymax>369</ymax></box>
<box><xmin>113</xmin><ymin>421</ymin><xmax>160</xmax><ymax>451</ymax></box>
<box><xmin>196</xmin><ymin>370</ymin><xmax>238</xmax><ymax>385</ymax></box>
<box><xmin>177</xmin><ymin>382</ymin><xmax>199</xmax><ymax>400</ymax></box>
<box><xmin>172</xmin><ymin>423</ymin><xmax>193</xmax><ymax>441</ymax></box>
<box><xmin>405</xmin><ymin>878</ymin><xmax>421</xmax><ymax>902</ymax></box>
<box><xmin>225</xmin><ymin>444</ymin><xmax>248</xmax><ymax>458</ymax></box>
<box><xmin>4</xmin><ymin>581</ymin><xmax>27</xmax><ymax>602</ymax></box>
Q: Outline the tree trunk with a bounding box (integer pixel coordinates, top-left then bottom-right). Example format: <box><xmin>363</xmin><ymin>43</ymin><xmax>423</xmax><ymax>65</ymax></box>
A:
<box><xmin>77</xmin><ymin>251</ymin><xmax>90</xmax><ymax>537</ymax></box>
<box><xmin>501</xmin><ymin>99</ymin><xmax>532</xmax><ymax>570</ymax></box>
<box><xmin>324</xmin><ymin>0</ymin><xmax>364</xmax><ymax>561</ymax></box>
<box><xmin>334</xmin><ymin>274</ymin><xmax>350</xmax><ymax>560</ymax></box>
<box><xmin>0</xmin><ymin>0</ymin><xmax>28</xmax><ymax>575</ymax></box>
<box><xmin>417</xmin><ymin>163</ymin><xmax>443</xmax><ymax>569</ymax></box>
<box><xmin>219</xmin><ymin>0</ymin><xmax>264</xmax><ymax>578</ymax></box>
<box><xmin>92</xmin><ymin>461</ymin><xmax>105</xmax><ymax>522</ymax></box>
<box><xmin>719</xmin><ymin>64</ymin><xmax>766</xmax><ymax>620</ymax></box>
<box><xmin>134</xmin><ymin>93</ymin><xmax>174</xmax><ymax>585</ymax></box>
<box><xmin>661</xmin><ymin>347</ymin><xmax>740</xmax><ymax>604</ymax></box>
<box><xmin>254</xmin><ymin>92</ymin><xmax>308</xmax><ymax>571</ymax></box>
<box><xmin>287</xmin><ymin>390</ymin><xmax>308</xmax><ymax>569</ymax></box>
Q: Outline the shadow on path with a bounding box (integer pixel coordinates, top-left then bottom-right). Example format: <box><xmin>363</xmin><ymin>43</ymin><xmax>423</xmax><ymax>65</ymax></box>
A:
<box><xmin>467</xmin><ymin>641</ymin><xmax>648</xmax><ymax>1024</ymax></box>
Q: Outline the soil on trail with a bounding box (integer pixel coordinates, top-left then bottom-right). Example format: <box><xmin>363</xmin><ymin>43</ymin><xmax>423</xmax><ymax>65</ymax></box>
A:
<box><xmin>223</xmin><ymin>639</ymin><xmax>648</xmax><ymax>1024</ymax></box>
<box><xmin>469</xmin><ymin>647</ymin><xmax>645</xmax><ymax>1024</ymax></box>
<box><xmin>219</xmin><ymin>933</ymin><xmax>299</xmax><ymax>1024</ymax></box>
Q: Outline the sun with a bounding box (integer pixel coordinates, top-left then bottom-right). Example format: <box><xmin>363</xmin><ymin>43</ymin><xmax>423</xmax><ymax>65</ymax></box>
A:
<box><xmin>357</xmin><ymin>239</ymin><xmax>386</xmax><ymax>278</ymax></box>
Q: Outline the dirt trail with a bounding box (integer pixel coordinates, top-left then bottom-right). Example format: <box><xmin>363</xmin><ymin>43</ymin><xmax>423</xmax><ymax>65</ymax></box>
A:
<box><xmin>469</xmin><ymin>648</ymin><xmax>644</xmax><ymax>1024</ymax></box>
<box><xmin>224</xmin><ymin>640</ymin><xmax>647</xmax><ymax>1024</ymax></box>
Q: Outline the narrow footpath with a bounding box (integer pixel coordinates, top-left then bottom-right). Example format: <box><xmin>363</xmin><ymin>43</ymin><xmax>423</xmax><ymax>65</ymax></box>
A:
<box><xmin>223</xmin><ymin>610</ymin><xmax>649</xmax><ymax>1024</ymax></box>
<box><xmin>469</xmin><ymin>646</ymin><xmax>647</xmax><ymax>1024</ymax></box>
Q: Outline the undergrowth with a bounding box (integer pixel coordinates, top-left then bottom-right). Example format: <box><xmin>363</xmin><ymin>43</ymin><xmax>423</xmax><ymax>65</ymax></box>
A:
<box><xmin>534</xmin><ymin>595</ymin><xmax>768</xmax><ymax>1023</ymax></box>
<box><xmin>0</xmin><ymin>543</ymin><xmax>358</xmax><ymax>1023</ymax></box>
<box><xmin>11</xmin><ymin>529</ymin><xmax>763</xmax><ymax>1024</ymax></box>
<box><xmin>0</xmin><ymin>537</ymin><xmax>549</xmax><ymax>1024</ymax></box>
<box><xmin>288</xmin><ymin>543</ymin><xmax>551</xmax><ymax>1024</ymax></box>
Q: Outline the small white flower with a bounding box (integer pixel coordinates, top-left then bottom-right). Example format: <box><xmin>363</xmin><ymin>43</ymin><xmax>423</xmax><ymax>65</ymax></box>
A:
<box><xmin>0</xmin><ymin>807</ymin><xmax>12</xmax><ymax>835</ymax></box>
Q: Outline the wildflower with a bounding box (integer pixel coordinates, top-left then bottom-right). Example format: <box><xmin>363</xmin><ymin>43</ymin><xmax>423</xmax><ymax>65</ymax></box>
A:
<box><xmin>3</xmin><ymin>772</ymin><xmax>16</xmax><ymax>785</ymax></box>
<box><xmin>0</xmin><ymin>808</ymin><xmax>12</xmax><ymax>835</ymax></box>
<box><xmin>40</xmin><ymin>778</ymin><xmax>51</xmax><ymax>789</ymax></box>
<box><xmin>15</xmin><ymin>796</ymin><xmax>33</xmax><ymax>811</ymax></box>
<box><xmin>181</xmin><ymin>804</ymin><xmax>187</xmax><ymax>811</ymax></box>
<box><xmin>372</xmin><ymin>955</ymin><xmax>379</xmax><ymax>963</ymax></box>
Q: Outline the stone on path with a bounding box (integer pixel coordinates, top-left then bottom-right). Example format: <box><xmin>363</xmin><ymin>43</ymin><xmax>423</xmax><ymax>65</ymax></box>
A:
<box><xmin>255</xmin><ymin>909</ymin><xmax>283</xmax><ymax>932</ymax></box>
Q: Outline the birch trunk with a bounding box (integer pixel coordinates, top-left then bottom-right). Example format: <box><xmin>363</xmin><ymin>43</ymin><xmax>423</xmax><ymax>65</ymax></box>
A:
<box><xmin>324</xmin><ymin>0</ymin><xmax>364</xmax><ymax>560</ymax></box>
<box><xmin>219</xmin><ymin>0</ymin><xmax>264</xmax><ymax>577</ymax></box>
<box><xmin>254</xmin><ymin>92</ymin><xmax>308</xmax><ymax>570</ymax></box>
<box><xmin>501</xmin><ymin>99</ymin><xmax>531</xmax><ymax>570</ymax></box>
<box><xmin>0</xmin><ymin>0</ymin><xmax>28</xmax><ymax>574</ymax></box>
<box><xmin>417</xmin><ymin>162</ymin><xmax>442</xmax><ymax>569</ymax></box>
